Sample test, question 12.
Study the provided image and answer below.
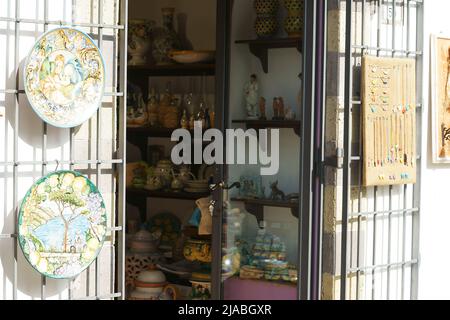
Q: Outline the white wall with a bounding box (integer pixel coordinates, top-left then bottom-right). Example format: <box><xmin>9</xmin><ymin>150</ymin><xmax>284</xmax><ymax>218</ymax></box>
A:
<box><xmin>0</xmin><ymin>0</ymin><xmax>118</xmax><ymax>300</ymax></box>
<box><xmin>418</xmin><ymin>0</ymin><xmax>450</xmax><ymax>300</ymax></box>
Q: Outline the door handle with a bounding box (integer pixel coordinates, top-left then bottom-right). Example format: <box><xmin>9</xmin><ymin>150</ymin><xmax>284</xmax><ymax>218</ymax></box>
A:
<box><xmin>209</xmin><ymin>181</ymin><xmax>241</xmax><ymax>191</ymax></box>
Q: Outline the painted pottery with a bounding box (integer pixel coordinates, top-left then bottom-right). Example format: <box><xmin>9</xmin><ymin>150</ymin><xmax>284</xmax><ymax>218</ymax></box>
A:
<box><xmin>169</xmin><ymin>50</ymin><xmax>215</xmax><ymax>64</ymax></box>
<box><xmin>284</xmin><ymin>15</ymin><xmax>302</xmax><ymax>37</ymax></box>
<box><xmin>155</xmin><ymin>159</ymin><xmax>174</xmax><ymax>189</ymax></box>
<box><xmin>189</xmin><ymin>273</ymin><xmax>211</xmax><ymax>300</ymax></box>
<box><xmin>254</xmin><ymin>0</ymin><xmax>279</xmax><ymax>15</ymax></box>
<box><xmin>283</xmin><ymin>0</ymin><xmax>304</xmax><ymax>37</ymax></box>
<box><xmin>147</xmin><ymin>212</ymin><xmax>181</xmax><ymax>251</ymax></box>
<box><xmin>183</xmin><ymin>239</ymin><xmax>212</xmax><ymax>263</ymax></box>
<box><xmin>129</xmin><ymin>229</ymin><xmax>161</xmax><ymax>254</ymax></box>
<box><xmin>284</xmin><ymin>0</ymin><xmax>303</xmax><ymax>13</ymax></box>
<box><xmin>24</xmin><ymin>27</ymin><xmax>105</xmax><ymax>128</ymax></box>
<box><xmin>255</xmin><ymin>16</ymin><xmax>279</xmax><ymax>38</ymax></box>
<box><xmin>146</xmin><ymin>176</ymin><xmax>163</xmax><ymax>191</ymax></box>
<box><xmin>130</xmin><ymin>265</ymin><xmax>177</xmax><ymax>300</ymax></box>
<box><xmin>125</xmin><ymin>252</ymin><xmax>164</xmax><ymax>291</ymax></box>
<box><xmin>170</xmin><ymin>171</ymin><xmax>185</xmax><ymax>192</ymax></box>
<box><xmin>18</xmin><ymin>171</ymin><xmax>107</xmax><ymax>279</ymax></box>
<box><xmin>128</xmin><ymin>20</ymin><xmax>154</xmax><ymax>65</ymax></box>
<box><xmin>178</xmin><ymin>165</ymin><xmax>196</xmax><ymax>184</ymax></box>
<box><xmin>152</xmin><ymin>8</ymin><xmax>182</xmax><ymax>65</ymax></box>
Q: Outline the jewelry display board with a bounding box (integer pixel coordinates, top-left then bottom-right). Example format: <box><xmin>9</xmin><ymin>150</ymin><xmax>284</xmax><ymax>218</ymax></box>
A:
<box><xmin>362</xmin><ymin>56</ymin><xmax>416</xmax><ymax>187</ymax></box>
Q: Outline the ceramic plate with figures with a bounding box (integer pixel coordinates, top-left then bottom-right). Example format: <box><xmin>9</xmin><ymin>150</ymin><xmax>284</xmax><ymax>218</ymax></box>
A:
<box><xmin>18</xmin><ymin>171</ymin><xmax>107</xmax><ymax>279</ymax></box>
<box><xmin>24</xmin><ymin>27</ymin><xmax>105</xmax><ymax>128</ymax></box>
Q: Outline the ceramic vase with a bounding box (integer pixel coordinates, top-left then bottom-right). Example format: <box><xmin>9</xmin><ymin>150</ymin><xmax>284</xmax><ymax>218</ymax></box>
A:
<box><xmin>152</xmin><ymin>8</ymin><xmax>182</xmax><ymax>65</ymax></box>
<box><xmin>255</xmin><ymin>16</ymin><xmax>279</xmax><ymax>38</ymax></box>
<box><xmin>254</xmin><ymin>0</ymin><xmax>279</xmax><ymax>15</ymax></box>
<box><xmin>283</xmin><ymin>0</ymin><xmax>304</xmax><ymax>37</ymax></box>
<box><xmin>128</xmin><ymin>20</ymin><xmax>154</xmax><ymax>65</ymax></box>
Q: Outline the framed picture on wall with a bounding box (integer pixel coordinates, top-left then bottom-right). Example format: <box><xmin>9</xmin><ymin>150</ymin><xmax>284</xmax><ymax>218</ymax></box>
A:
<box><xmin>431</xmin><ymin>34</ymin><xmax>450</xmax><ymax>163</ymax></box>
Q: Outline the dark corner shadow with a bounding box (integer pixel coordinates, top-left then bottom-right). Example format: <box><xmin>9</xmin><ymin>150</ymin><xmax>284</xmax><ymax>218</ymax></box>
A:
<box><xmin>177</xmin><ymin>13</ymin><xmax>193</xmax><ymax>51</ymax></box>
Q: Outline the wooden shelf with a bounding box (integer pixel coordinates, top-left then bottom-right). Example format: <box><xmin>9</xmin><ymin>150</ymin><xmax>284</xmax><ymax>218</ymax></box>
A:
<box><xmin>127</xmin><ymin>126</ymin><xmax>191</xmax><ymax>138</ymax></box>
<box><xmin>128</xmin><ymin>63</ymin><xmax>215</xmax><ymax>77</ymax></box>
<box><xmin>232</xmin><ymin>198</ymin><xmax>299</xmax><ymax>224</ymax></box>
<box><xmin>232</xmin><ymin>119</ymin><xmax>301</xmax><ymax>136</ymax></box>
<box><xmin>235</xmin><ymin>37</ymin><xmax>302</xmax><ymax>73</ymax></box>
<box><xmin>127</xmin><ymin>187</ymin><xmax>210</xmax><ymax>200</ymax></box>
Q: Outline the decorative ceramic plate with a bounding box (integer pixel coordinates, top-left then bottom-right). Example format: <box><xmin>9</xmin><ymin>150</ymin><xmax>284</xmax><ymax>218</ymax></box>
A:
<box><xmin>24</xmin><ymin>27</ymin><xmax>105</xmax><ymax>128</ymax></box>
<box><xmin>18</xmin><ymin>171</ymin><xmax>107</xmax><ymax>279</ymax></box>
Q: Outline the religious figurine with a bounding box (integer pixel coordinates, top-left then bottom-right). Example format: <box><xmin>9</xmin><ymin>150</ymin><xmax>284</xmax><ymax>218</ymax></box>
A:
<box><xmin>259</xmin><ymin>97</ymin><xmax>267</xmax><ymax>120</ymax></box>
<box><xmin>272</xmin><ymin>97</ymin><xmax>280</xmax><ymax>120</ymax></box>
<box><xmin>278</xmin><ymin>97</ymin><xmax>286</xmax><ymax>120</ymax></box>
<box><xmin>285</xmin><ymin>106</ymin><xmax>296</xmax><ymax>120</ymax></box>
<box><xmin>244</xmin><ymin>74</ymin><xmax>259</xmax><ymax>119</ymax></box>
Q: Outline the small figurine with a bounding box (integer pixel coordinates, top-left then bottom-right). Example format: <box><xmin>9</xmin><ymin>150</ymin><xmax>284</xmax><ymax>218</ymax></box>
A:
<box><xmin>180</xmin><ymin>109</ymin><xmax>189</xmax><ymax>129</ymax></box>
<box><xmin>272</xmin><ymin>98</ymin><xmax>280</xmax><ymax>120</ymax></box>
<box><xmin>259</xmin><ymin>97</ymin><xmax>267</xmax><ymax>120</ymax></box>
<box><xmin>244</xmin><ymin>74</ymin><xmax>259</xmax><ymax>119</ymax></box>
<box><xmin>285</xmin><ymin>106</ymin><xmax>296</xmax><ymax>120</ymax></box>
<box><xmin>278</xmin><ymin>97</ymin><xmax>286</xmax><ymax>120</ymax></box>
<box><xmin>270</xmin><ymin>181</ymin><xmax>285</xmax><ymax>201</ymax></box>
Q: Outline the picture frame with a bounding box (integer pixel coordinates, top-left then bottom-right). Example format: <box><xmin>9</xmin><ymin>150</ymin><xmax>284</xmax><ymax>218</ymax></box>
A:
<box><xmin>431</xmin><ymin>34</ymin><xmax>450</xmax><ymax>163</ymax></box>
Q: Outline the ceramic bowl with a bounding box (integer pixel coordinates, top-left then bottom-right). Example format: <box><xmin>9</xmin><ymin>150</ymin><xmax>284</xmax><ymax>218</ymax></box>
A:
<box><xmin>183</xmin><ymin>239</ymin><xmax>212</xmax><ymax>263</ymax></box>
<box><xmin>169</xmin><ymin>50</ymin><xmax>215</xmax><ymax>64</ymax></box>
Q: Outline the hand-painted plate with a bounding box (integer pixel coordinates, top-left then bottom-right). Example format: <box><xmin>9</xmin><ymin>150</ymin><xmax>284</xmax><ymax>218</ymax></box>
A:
<box><xmin>18</xmin><ymin>171</ymin><xmax>107</xmax><ymax>279</ymax></box>
<box><xmin>24</xmin><ymin>27</ymin><xmax>105</xmax><ymax>128</ymax></box>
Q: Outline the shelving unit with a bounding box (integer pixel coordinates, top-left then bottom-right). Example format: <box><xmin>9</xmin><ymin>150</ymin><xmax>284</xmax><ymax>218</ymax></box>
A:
<box><xmin>128</xmin><ymin>63</ymin><xmax>216</xmax><ymax>77</ymax></box>
<box><xmin>235</xmin><ymin>37</ymin><xmax>302</xmax><ymax>73</ymax></box>
<box><xmin>232</xmin><ymin>198</ymin><xmax>299</xmax><ymax>224</ymax></box>
<box><xmin>232</xmin><ymin>119</ymin><xmax>301</xmax><ymax>137</ymax></box>
<box><xmin>128</xmin><ymin>63</ymin><xmax>215</xmax><ymax>98</ymax></box>
<box><xmin>127</xmin><ymin>187</ymin><xmax>210</xmax><ymax>221</ymax></box>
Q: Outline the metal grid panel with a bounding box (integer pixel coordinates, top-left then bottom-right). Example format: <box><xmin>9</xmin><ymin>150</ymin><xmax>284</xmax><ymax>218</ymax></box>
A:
<box><xmin>0</xmin><ymin>0</ymin><xmax>127</xmax><ymax>300</ymax></box>
<box><xmin>340</xmin><ymin>0</ymin><xmax>422</xmax><ymax>300</ymax></box>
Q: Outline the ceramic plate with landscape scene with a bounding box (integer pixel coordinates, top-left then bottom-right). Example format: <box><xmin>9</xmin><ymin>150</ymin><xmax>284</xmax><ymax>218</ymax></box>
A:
<box><xmin>18</xmin><ymin>171</ymin><xmax>107</xmax><ymax>279</ymax></box>
<box><xmin>24</xmin><ymin>27</ymin><xmax>105</xmax><ymax>128</ymax></box>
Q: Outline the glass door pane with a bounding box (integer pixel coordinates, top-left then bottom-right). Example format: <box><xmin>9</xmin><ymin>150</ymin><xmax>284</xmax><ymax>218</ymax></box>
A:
<box><xmin>217</xmin><ymin>0</ymin><xmax>303</xmax><ymax>300</ymax></box>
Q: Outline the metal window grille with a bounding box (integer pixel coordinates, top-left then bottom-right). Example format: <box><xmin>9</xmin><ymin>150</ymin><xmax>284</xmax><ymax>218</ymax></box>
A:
<box><xmin>0</xmin><ymin>0</ymin><xmax>127</xmax><ymax>300</ymax></box>
<box><xmin>340</xmin><ymin>0</ymin><xmax>422</xmax><ymax>300</ymax></box>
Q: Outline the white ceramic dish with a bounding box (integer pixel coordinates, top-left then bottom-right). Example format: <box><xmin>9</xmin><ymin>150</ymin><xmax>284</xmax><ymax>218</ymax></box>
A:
<box><xmin>169</xmin><ymin>50</ymin><xmax>215</xmax><ymax>64</ymax></box>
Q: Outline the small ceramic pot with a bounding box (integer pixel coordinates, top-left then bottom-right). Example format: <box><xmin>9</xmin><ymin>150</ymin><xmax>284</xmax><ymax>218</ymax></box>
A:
<box><xmin>284</xmin><ymin>15</ymin><xmax>303</xmax><ymax>37</ymax></box>
<box><xmin>155</xmin><ymin>160</ymin><xmax>174</xmax><ymax>189</ymax></box>
<box><xmin>189</xmin><ymin>279</ymin><xmax>211</xmax><ymax>300</ymax></box>
<box><xmin>130</xmin><ymin>266</ymin><xmax>177</xmax><ymax>300</ymax></box>
<box><xmin>128</xmin><ymin>20</ymin><xmax>154</xmax><ymax>65</ymax></box>
<box><xmin>146</xmin><ymin>176</ymin><xmax>163</xmax><ymax>191</ymax></box>
<box><xmin>283</xmin><ymin>0</ymin><xmax>303</xmax><ymax>13</ymax></box>
<box><xmin>255</xmin><ymin>16</ymin><xmax>278</xmax><ymax>38</ymax></box>
<box><xmin>179</xmin><ymin>166</ymin><xmax>196</xmax><ymax>184</ymax></box>
<box><xmin>129</xmin><ymin>229</ymin><xmax>160</xmax><ymax>254</ymax></box>
<box><xmin>254</xmin><ymin>0</ymin><xmax>279</xmax><ymax>15</ymax></box>
<box><xmin>183</xmin><ymin>239</ymin><xmax>212</xmax><ymax>263</ymax></box>
<box><xmin>171</xmin><ymin>171</ymin><xmax>185</xmax><ymax>192</ymax></box>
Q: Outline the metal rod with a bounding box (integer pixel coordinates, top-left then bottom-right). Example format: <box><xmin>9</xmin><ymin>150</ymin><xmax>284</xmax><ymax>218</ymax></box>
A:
<box><xmin>0</xmin><ymin>16</ymin><xmax>124</xmax><ymax>29</ymax></box>
<box><xmin>41</xmin><ymin>0</ymin><xmax>49</xmax><ymax>300</ymax></box>
<box><xmin>12</xmin><ymin>0</ymin><xmax>20</xmax><ymax>301</ymax></box>
<box><xmin>349</xmin><ymin>259</ymin><xmax>418</xmax><ymax>273</ymax></box>
<box><xmin>340</xmin><ymin>0</ymin><xmax>353</xmax><ymax>300</ymax></box>
<box><xmin>0</xmin><ymin>160</ymin><xmax>123</xmax><ymax>166</ymax></box>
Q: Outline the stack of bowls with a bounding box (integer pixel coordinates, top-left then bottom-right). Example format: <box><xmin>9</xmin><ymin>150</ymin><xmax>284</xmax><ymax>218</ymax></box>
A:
<box><xmin>184</xmin><ymin>180</ymin><xmax>209</xmax><ymax>193</ymax></box>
